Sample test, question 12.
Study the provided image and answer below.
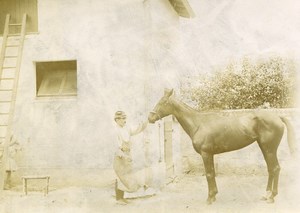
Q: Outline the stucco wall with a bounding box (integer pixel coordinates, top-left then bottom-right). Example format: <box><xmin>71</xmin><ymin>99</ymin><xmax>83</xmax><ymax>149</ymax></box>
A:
<box><xmin>0</xmin><ymin>0</ymin><xmax>179</xmax><ymax>171</ymax></box>
<box><xmin>0</xmin><ymin>0</ymin><xmax>299</xmax><ymax>185</ymax></box>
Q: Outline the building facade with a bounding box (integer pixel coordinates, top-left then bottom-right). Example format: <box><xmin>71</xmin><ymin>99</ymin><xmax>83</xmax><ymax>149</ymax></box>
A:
<box><xmin>0</xmin><ymin>0</ymin><xmax>299</xmax><ymax>187</ymax></box>
<box><xmin>0</xmin><ymin>0</ymin><xmax>195</xmax><ymax>186</ymax></box>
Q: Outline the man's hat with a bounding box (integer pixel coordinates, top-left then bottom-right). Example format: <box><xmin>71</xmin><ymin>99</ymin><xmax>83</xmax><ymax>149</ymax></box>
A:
<box><xmin>114</xmin><ymin>111</ymin><xmax>126</xmax><ymax>120</ymax></box>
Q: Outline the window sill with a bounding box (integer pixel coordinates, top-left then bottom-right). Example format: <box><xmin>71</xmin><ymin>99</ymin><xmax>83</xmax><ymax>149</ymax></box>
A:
<box><xmin>34</xmin><ymin>95</ymin><xmax>77</xmax><ymax>102</ymax></box>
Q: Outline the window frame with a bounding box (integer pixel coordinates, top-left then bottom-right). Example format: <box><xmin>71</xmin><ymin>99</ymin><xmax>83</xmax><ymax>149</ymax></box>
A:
<box><xmin>35</xmin><ymin>60</ymin><xmax>78</xmax><ymax>98</ymax></box>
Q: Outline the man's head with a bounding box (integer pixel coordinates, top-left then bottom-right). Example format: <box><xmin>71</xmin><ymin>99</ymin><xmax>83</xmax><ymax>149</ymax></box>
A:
<box><xmin>114</xmin><ymin>111</ymin><xmax>127</xmax><ymax>127</ymax></box>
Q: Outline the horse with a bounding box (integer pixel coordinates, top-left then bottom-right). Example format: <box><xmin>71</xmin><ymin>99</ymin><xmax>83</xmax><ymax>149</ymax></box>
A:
<box><xmin>148</xmin><ymin>89</ymin><xmax>296</xmax><ymax>204</ymax></box>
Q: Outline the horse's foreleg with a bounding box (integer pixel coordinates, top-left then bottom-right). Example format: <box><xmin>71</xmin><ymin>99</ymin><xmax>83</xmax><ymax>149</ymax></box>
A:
<box><xmin>201</xmin><ymin>152</ymin><xmax>218</xmax><ymax>204</ymax></box>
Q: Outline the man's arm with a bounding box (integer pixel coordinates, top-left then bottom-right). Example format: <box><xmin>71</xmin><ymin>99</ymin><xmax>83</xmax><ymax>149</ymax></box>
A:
<box><xmin>130</xmin><ymin>121</ymin><xmax>148</xmax><ymax>136</ymax></box>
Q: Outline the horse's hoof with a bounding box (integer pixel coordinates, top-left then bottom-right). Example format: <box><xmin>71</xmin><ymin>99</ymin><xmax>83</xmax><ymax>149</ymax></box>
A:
<box><xmin>266</xmin><ymin>198</ymin><xmax>274</xmax><ymax>203</ymax></box>
<box><xmin>261</xmin><ymin>191</ymin><xmax>272</xmax><ymax>201</ymax></box>
<box><xmin>260</xmin><ymin>196</ymin><xmax>267</xmax><ymax>201</ymax></box>
<box><xmin>206</xmin><ymin>199</ymin><xmax>212</xmax><ymax>205</ymax></box>
<box><xmin>206</xmin><ymin>197</ymin><xmax>216</xmax><ymax>205</ymax></box>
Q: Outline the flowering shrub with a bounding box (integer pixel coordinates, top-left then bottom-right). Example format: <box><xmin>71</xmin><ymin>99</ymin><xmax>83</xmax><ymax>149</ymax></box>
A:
<box><xmin>180</xmin><ymin>57</ymin><xmax>296</xmax><ymax>110</ymax></box>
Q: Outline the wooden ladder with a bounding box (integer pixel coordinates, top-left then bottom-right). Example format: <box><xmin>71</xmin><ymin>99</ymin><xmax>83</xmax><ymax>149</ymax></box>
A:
<box><xmin>0</xmin><ymin>14</ymin><xmax>27</xmax><ymax>191</ymax></box>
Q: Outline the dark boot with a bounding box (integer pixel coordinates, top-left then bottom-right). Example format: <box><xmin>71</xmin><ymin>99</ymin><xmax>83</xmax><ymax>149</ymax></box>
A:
<box><xmin>4</xmin><ymin>171</ymin><xmax>12</xmax><ymax>190</ymax></box>
<box><xmin>115</xmin><ymin>187</ymin><xmax>124</xmax><ymax>200</ymax></box>
<box><xmin>115</xmin><ymin>180</ymin><xmax>129</xmax><ymax>205</ymax></box>
<box><xmin>115</xmin><ymin>179</ymin><xmax>122</xmax><ymax>200</ymax></box>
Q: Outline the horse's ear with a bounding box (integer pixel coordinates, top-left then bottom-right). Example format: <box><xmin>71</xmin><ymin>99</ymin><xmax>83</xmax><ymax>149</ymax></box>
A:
<box><xmin>164</xmin><ymin>88</ymin><xmax>173</xmax><ymax>97</ymax></box>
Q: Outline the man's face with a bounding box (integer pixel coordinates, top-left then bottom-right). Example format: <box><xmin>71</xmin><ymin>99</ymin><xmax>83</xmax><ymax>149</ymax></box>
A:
<box><xmin>116</xmin><ymin>118</ymin><xmax>126</xmax><ymax>127</ymax></box>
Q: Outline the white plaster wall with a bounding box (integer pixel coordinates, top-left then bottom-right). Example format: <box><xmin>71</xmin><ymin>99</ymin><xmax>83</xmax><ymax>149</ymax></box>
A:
<box><xmin>5</xmin><ymin>0</ymin><xmax>181</xmax><ymax>172</ymax></box>
<box><xmin>0</xmin><ymin>0</ymin><xmax>299</xmax><ymax>178</ymax></box>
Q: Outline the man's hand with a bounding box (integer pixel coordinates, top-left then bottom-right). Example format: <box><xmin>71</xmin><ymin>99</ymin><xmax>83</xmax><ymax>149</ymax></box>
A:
<box><xmin>116</xmin><ymin>149</ymin><xmax>125</xmax><ymax>158</ymax></box>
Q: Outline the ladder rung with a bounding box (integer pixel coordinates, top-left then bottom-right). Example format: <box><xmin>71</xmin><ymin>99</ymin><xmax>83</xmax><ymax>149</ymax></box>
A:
<box><xmin>7</xmin><ymin>33</ymin><xmax>21</xmax><ymax>36</ymax></box>
<box><xmin>4</xmin><ymin>56</ymin><xmax>18</xmax><ymax>58</ymax></box>
<box><xmin>9</xmin><ymin>23</ymin><xmax>22</xmax><ymax>26</ymax></box>
<box><xmin>2</xmin><ymin>67</ymin><xmax>16</xmax><ymax>69</ymax></box>
<box><xmin>0</xmin><ymin>125</ymin><xmax>8</xmax><ymax>127</ymax></box>
<box><xmin>0</xmin><ymin>101</ymin><xmax>12</xmax><ymax>103</ymax></box>
<box><xmin>0</xmin><ymin>89</ymin><xmax>13</xmax><ymax>91</ymax></box>
<box><xmin>0</xmin><ymin>113</ymin><xmax>9</xmax><ymax>115</ymax></box>
<box><xmin>0</xmin><ymin>78</ymin><xmax>15</xmax><ymax>80</ymax></box>
<box><xmin>6</xmin><ymin>44</ymin><xmax>19</xmax><ymax>47</ymax></box>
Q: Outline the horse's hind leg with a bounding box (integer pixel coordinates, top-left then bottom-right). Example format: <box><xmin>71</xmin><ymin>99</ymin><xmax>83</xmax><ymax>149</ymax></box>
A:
<box><xmin>271</xmin><ymin>155</ymin><xmax>280</xmax><ymax>199</ymax></box>
<box><xmin>259</xmin><ymin>142</ymin><xmax>281</xmax><ymax>203</ymax></box>
<box><xmin>201</xmin><ymin>152</ymin><xmax>218</xmax><ymax>204</ymax></box>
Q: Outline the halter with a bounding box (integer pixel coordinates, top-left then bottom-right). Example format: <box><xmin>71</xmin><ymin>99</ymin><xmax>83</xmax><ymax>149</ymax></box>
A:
<box><xmin>150</xmin><ymin>98</ymin><xmax>172</xmax><ymax>121</ymax></box>
<box><xmin>150</xmin><ymin>110</ymin><xmax>161</xmax><ymax>120</ymax></box>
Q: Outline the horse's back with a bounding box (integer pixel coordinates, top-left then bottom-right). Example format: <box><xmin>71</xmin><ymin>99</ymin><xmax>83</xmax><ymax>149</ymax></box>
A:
<box><xmin>193</xmin><ymin>111</ymin><xmax>285</xmax><ymax>154</ymax></box>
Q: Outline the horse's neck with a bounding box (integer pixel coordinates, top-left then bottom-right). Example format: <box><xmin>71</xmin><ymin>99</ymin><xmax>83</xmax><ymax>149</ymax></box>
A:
<box><xmin>170</xmin><ymin>98</ymin><xmax>200</xmax><ymax>138</ymax></box>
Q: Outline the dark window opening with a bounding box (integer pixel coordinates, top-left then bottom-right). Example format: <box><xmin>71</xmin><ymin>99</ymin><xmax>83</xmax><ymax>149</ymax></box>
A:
<box><xmin>36</xmin><ymin>60</ymin><xmax>77</xmax><ymax>97</ymax></box>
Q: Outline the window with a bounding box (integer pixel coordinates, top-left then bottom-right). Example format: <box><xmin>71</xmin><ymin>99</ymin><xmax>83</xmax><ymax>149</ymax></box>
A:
<box><xmin>36</xmin><ymin>60</ymin><xmax>77</xmax><ymax>97</ymax></box>
<box><xmin>0</xmin><ymin>0</ymin><xmax>38</xmax><ymax>34</ymax></box>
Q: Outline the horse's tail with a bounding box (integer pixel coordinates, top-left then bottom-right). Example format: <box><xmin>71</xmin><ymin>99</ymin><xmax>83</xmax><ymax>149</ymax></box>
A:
<box><xmin>280</xmin><ymin>117</ymin><xmax>297</xmax><ymax>156</ymax></box>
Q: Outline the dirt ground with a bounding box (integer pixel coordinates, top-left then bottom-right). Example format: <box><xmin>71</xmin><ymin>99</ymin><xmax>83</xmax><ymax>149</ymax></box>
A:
<box><xmin>0</xmin><ymin>171</ymin><xmax>299</xmax><ymax>213</ymax></box>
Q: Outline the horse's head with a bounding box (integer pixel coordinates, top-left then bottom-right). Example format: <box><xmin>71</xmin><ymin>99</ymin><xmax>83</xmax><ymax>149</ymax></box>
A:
<box><xmin>148</xmin><ymin>89</ymin><xmax>174</xmax><ymax>123</ymax></box>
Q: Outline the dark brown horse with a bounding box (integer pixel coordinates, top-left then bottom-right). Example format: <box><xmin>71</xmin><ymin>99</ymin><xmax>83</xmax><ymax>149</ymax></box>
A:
<box><xmin>148</xmin><ymin>89</ymin><xmax>296</xmax><ymax>204</ymax></box>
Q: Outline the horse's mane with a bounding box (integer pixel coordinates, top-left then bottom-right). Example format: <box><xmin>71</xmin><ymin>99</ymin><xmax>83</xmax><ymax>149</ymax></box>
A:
<box><xmin>171</xmin><ymin>94</ymin><xmax>224</xmax><ymax>122</ymax></box>
<box><xmin>170</xmin><ymin>95</ymin><xmax>201</xmax><ymax>115</ymax></box>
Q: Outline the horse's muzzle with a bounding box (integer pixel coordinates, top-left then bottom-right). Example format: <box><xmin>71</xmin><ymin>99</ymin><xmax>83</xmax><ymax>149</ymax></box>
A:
<box><xmin>148</xmin><ymin>112</ymin><xmax>158</xmax><ymax>123</ymax></box>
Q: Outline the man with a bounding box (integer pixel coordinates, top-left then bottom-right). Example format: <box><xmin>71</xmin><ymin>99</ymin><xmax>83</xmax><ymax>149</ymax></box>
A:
<box><xmin>4</xmin><ymin>135</ymin><xmax>21</xmax><ymax>190</ymax></box>
<box><xmin>113</xmin><ymin>111</ymin><xmax>148</xmax><ymax>205</ymax></box>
